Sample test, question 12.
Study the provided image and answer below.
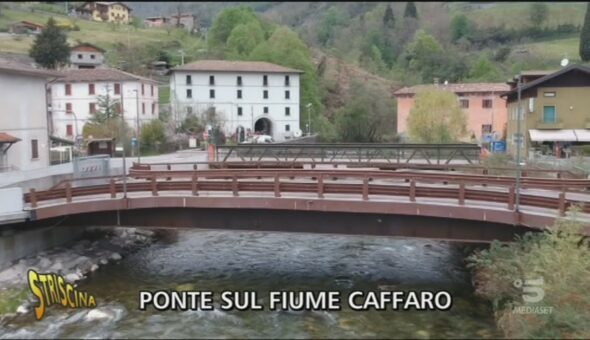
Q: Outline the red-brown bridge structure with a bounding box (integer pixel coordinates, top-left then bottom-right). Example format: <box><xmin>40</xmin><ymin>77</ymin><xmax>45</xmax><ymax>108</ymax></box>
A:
<box><xmin>19</xmin><ymin>163</ymin><xmax>590</xmax><ymax>243</ymax></box>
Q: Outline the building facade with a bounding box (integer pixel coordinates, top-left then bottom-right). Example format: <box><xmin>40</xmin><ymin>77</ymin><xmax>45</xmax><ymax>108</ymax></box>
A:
<box><xmin>503</xmin><ymin>64</ymin><xmax>590</xmax><ymax>158</ymax></box>
<box><xmin>49</xmin><ymin>69</ymin><xmax>159</xmax><ymax>141</ymax></box>
<box><xmin>75</xmin><ymin>2</ymin><xmax>131</xmax><ymax>24</ymax></box>
<box><xmin>394</xmin><ymin>83</ymin><xmax>510</xmax><ymax>143</ymax></box>
<box><xmin>0</xmin><ymin>63</ymin><xmax>59</xmax><ymax>172</ymax></box>
<box><xmin>170</xmin><ymin>60</ymin><xmax>302</xmax><ymax>142</ymax></box>
<box><xmin>69</xmin><ymin>43</ymin><xmax>106</xmax><ymax>69</ymax></box>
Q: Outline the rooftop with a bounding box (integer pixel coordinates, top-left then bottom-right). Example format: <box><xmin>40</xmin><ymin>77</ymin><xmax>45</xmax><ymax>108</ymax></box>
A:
<box><xmin>0</xmin><ymin>56</ymin><xmax>62</xmax><ymax>78</ymax></box>
<box><xmin>394</xmin><ymin>83</ymin><xmax>510</xmax><ymax>96</ymax></box>
<box><xmin>0</xmin><ymin>133</ymin><xmax>21</xmax><ymax>144</ymax></box>
<box><xmin>503</xmin><ymin>64</ymin><xmax>590</xmax><ymax>99</ymax></box>
<box><xmin>171</xmin><ymin>60</ymin><xmax>304</xmax><ymax>74</ymax></box>
<box><xmin>52</xmin><ymin>68</ymin><xmax>157</xmax><ymax>84</ymax></box>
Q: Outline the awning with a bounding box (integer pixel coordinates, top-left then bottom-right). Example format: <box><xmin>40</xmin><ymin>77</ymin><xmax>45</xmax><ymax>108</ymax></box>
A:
<box><xmin>529</xmin><ymin>129</ymin><xmax>577</xmax><ymax>142</ymax></box>
<box><xmin>529</xmin><ymin>129</ymin><xmax>590</xmax><ymax>142</ymax></box>
<box><xmin>0</xmin><ymin>132</ymin><xmax>21</xmax><ymax>144</ymax></box>
<box><xmin>574</xmin><ymin>129</ymin><xmax>590</xmax><ymax>142</ymax></box>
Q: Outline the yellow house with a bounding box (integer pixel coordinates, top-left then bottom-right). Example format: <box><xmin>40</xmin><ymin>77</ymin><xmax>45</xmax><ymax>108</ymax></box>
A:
<box><xmin>502</xmin><ymin>64</ymin><xmax>590</xmax><ymax>158</ymax></box>
<box><xmin>75</xmin><ymin>2</ymin><xmax>132</xmax><ymax>24</ymax></box>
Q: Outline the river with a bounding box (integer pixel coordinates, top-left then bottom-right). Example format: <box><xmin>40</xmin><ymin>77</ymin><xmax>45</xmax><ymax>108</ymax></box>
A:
<box><xmin>0</xmin><ymin>229</ymin><xmax>499</xmax><ymax>339</ymax></box>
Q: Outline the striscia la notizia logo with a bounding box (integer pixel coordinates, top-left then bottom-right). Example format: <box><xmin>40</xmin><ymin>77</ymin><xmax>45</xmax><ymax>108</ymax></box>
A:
<box><xmin>28</xmin><ymin>269</ymin><xmax>97</xmax><ymax>320</ymax></box>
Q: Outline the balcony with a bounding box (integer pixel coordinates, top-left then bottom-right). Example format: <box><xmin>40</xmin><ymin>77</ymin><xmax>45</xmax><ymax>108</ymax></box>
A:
<box><xmin>536</xmin><ymin>119</ymin><xmax>563</xmax><ymax>129</ymax></box>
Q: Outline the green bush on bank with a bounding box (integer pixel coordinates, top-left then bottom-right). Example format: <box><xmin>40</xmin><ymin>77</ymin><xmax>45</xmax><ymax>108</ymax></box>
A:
<box><xmin>467</xmin><ymin>208</ymin><xmax>590</xmax><ymax>338</ymax></box>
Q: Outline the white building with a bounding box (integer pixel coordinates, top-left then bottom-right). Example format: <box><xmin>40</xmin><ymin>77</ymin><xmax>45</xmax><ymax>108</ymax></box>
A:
<box><xmin>69</xmin><ymin>43</ymin><xmax>106</xmax><ymax>69</ymax></box>
<box><xmin>49</xmin><ymin>68</ymin><xmax>159</xmax><ymax>141</ymax></box>
<box><xmin>0</xmin><ymin>62</ymin><xmax>59</xmax><ymax>172</ymax></box>
<box><xmin>169</xmin><ymin>60</ymin><xmax>302</xmax><ymax>142</ymax></box>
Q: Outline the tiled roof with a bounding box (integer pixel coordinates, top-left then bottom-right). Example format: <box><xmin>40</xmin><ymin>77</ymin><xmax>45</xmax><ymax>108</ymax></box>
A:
<box><xmin>0</xmin><ymin>133</ymin><xmax>21</xmax><ymax>143</ymax></box>
<box><xmin>171</xmin><ymin>60</ymin><xmax>304</xmax><ymax>74</ymax></box>
<box><xmin>394</xmin><ymin>83</ymin><xmax>510</xmax><ymax>95</ymax></box>
<box><xmin>0</xmin><ymin>58</ymin><xmax>62</xmax><ymax>78</ymax></box>
<box><xmin>53</xmin><ymin>68</ymin><xmax>157</xmax><ymax>83</ymax></box>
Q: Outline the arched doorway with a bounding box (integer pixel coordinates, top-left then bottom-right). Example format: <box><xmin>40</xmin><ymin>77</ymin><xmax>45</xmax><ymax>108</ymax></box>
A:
<box><xmin>254</xmin><ymin>118</ymin><xmax>272</xmax><ymax>136</ymax></box>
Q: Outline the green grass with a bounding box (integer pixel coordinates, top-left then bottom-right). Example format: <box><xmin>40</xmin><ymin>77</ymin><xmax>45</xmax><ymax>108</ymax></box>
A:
<box><xmin>521</xmin><ymin>36</ymin><xmax>581</xmax><ymax>63</ymax></box>
<box><xmin>158</xmin><ymin>86</ymin><xmax>170</xmax><ymax>104</ymax></box>
<box><xmin>464</xmin><ymin>2</ymin><xmax>586</xmax><ymax>30</ymax></box>
<box><xmin>0</xmin><ymin>287</ymin><xmax>29</xmax><ymax>315</ymax></box>
<box><xmin>0</xmin><ymin>8</ymin><xmax>172</xmax><ymax>54</ymax></box>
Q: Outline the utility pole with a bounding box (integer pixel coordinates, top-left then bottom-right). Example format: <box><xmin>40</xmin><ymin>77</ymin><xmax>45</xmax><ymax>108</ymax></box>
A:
<box><xmin>133</xmin><ymin>89</ymin><xmax>141</xmax><ymax>163</ymax></box>
<box><xmin>306</xmin><ymin>103</ymin><xmax>312</xmax><ymax>136</ymax></box>
<box><xmin>121</xmin><ymin>84</ymin><xmax>127</xmax><ymax>199</ymax></box>
<box><xmin>515</xmin><ymin>72</ymin><xmax>523</xmax><ymax>212</ymax></box>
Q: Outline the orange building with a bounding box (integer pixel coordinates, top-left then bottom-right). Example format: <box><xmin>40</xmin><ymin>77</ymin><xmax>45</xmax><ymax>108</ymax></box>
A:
<box><xmin>394</xmin><ymin>83</ymin><xmax>510</xmax><ymax>142</ymax></box>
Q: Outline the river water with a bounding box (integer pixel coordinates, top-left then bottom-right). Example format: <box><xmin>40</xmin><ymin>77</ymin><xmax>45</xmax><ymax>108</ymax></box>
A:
<box><xmin>0</xmin><ymin>230</ymin><xmax>498</xmax><ymax>339</ymax></box>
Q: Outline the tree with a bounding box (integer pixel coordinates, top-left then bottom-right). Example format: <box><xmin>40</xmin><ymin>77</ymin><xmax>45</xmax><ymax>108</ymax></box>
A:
<box><xmin>580</xmin><ymin>2</ymin><xmax>590</xmax><ymax>61</ymax></box>
<box><xmin>29</xmin><ymin>17</ymin><xmax>71</xmax><ymax>69</ymax></box>
<box><xmin>406</xmin><ymin>89</ymin><xmax>467</xmax><ymax>143</ymax></box>
<box><xmin>450</xmin><ymin>14</ymin><xmax>472</xmax><ymax>42</ymax></box>
<box><xmin>318</xmin><ymin>7</ymin><xmax>347</xmax><ymax>47</ymax></box>
<box><xmin>467</xmin><ymin>207</ymin><xmax>590</xmax><ymax>338</ymax></box>
<box><xmin>403</xmin><ymin>30</ymin><xmax>443</xmax><ymax>82</ymax></box>
<box><xmin>208</xmin><ymin>6</ymin><xmax>261</xmax><ymax>50</ymax></box>
<box><xmin>529</xmin><ymin>2</ymin><xmax>548</xmax><ymax>27</ymax></box>
<box><xmin>468</xmin><ymin>55</ymin><xmax>503</xmax><ymax>82</ymax></box>
<box><xmin>140</xmin><ymin>120</ymin><xmax>167</xmax><ymax>152</ymax></box>
<box><xmin>382</xmin><ymin>4</ymin><xmax>395</xmax><ymax>29</ymax></box>
<box><xmin>335</xmin><ymin>80</ymin><xmax>396</xmax><ymax>142</ymax></box>
<box><xmin>91</xmin><ymin>88</ymin><xmax>121</xmax><ymax>124</ymax></box>
<box><xmin>226</xmin><ymin>21</ymin><xmax>265</xmax><ymax>58</ymax></box>
<box><xmin>404</xmin><ymin>2</ymin><xmax>418</xmax><ymax>19</ymax></box>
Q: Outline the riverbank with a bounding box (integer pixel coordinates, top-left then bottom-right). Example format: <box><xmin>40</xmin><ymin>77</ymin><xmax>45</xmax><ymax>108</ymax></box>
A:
<box><xmin>0</xmin><ymin>227</ymin><xmax>157</xmax><ymax>317</ymax></box>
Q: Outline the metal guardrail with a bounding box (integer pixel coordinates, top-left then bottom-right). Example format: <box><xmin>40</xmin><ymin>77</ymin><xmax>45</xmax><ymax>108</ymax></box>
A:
<box><xmin>24</xmin><ymin>169</ymin><xmax>587</xmax><ymax>217</ymax></box>
<box><xmin>216</xmin><ymin>143</ymin><xmax>482</xmax><ymax>164</ymax></box>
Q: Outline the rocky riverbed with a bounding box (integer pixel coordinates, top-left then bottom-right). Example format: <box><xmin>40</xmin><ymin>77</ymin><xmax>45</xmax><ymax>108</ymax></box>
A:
<box><xmin>0</xmin><ymin>227</ymin><xmax>157</xmax><ymax>317</ymax></box>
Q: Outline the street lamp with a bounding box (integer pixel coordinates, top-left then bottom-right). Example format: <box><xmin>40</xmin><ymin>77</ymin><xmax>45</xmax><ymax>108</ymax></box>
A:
<box><xmin>515</xmin><ymin>71</ymin><xmax>523</xmax><ymax>212</ymax></box>
<box><xmin>133</xmin><ymin>89</ymin><xmax>141</xmax><ymax>163</ymax></box>
<box><xmin>306</xmin><ymin>103</ymin><xmax>312</xmax><ymax>136</ymax></box>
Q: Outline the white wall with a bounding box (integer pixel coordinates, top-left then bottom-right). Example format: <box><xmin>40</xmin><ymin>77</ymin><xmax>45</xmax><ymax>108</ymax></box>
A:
<box><xmin>0</xmin><ymin>72</ymin><xmax>50</xmax><ymax>171</ymax></box>
<box><xmin>50</xmin><ymin>80</ymin><xmax>159</xmax><ymax>139</ymax></box>
<box><xmin>69</xmin><ymin>51</ymin><xmax>105</xmax><ymax>67</ymax></box>
<box><xmin>170</xmin><ymin>71</ymin><xmax>301</xmax><ymax>141</ymax></box>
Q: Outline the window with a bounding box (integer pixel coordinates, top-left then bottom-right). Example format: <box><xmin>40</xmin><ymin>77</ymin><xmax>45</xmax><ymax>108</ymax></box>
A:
<box><xmin>186</xmin><ymin>75</ymin><xmax>192</xmax><ymax>85</ymax></box>
<box><xmin>285</xmin><ymin>107</ymin><xmax>290</xmax><ymax>116</ymax></box>
<box><xmin>263</xmin><ymin>75</ymin><xmax>268</xmax><ymax>86</ymax></box>
<box><xmin>209</xmin><ymin>75</ymin><xmax>215</xmax><ymax>85</ymax></box>
<box><xmin>543</xmin><ymin>106</ymin><xmax>556</xmax><ymax>123</ymax></box>
<box><xmin>186</xmin><ymin>106</ymin><xmax>193</xmax><ymax>115</ymax></box>
<box><xmin>209</xmin><ymin>89</ymin><xmax>215</xmax><ymax>98</ymax></box>
<box><xmin>285</xmin><ymin>124</ymin><xmax>290</xmax><ymax>132</ymax></box>
<box><xmin>482</xmin><ymin>124</ymin><xmax>492</xmax><ymax>134</ymax></box>
<box><xmin>263</xmin><ymin>106</ymin><xmax>269</xmax><ymax>114</ymax></box>
<box><xmin>89</xmin><ymin>103</ymin><xmax>96</xmax><ymax>113</ymax></box>
<box><xmin>237</xmin><ymin>89</ymin><xmax>242</xmax><ymax>99</ymax></box>
<box><xmin>544</xmin><ymin>92</ymin><xmax>556</xmax><ymax>97</ymax></box>
<box><xmin>460</xmin><ymin>99</ymin><xmax>469</xmax><ymax>109</ymax></box>
<box><xmin>285</xmin><ymin>90</ymin><xmax>290</xmax><ymax>99</ymax></box>
<box><xmin>66</xmin><ymin>103</ymin><xmax>72</xmax><ymax>113</ymax></box>
<box><xmin>88</xmin><ymin>83</ymin><xmax>95</xmax><ymax>95</ymax></box>
<box><xmin>151</xmin><ymin>85</ymin><xmax>154</xmax><ymax>97</ymax></box>
<box><xmin>238</xmin><ymin>107</ymin><xmax>243</xmax><ymax>116</ymax></box>
<box><xmin>78</xmin><ymin>54</ymin><xmax>82</xmax><ymax>59</ymax></box>
<box><xmin>263</xmin><ymin>90</ymin><xmax>268</xmax><ymax>99</ymax></box>
<box><xmin>66</xmin><ymin>124</ymin><xmax>73</xmax><ymax>136</ymax></box>
<box><xmin>142</xmin><ymin>102</ymin><xmax>146</xmax><ymax>115</ymax></box>
<box><xmin>186</xmin><ymin>89</ymin><xmax>192</xmax><ymax>99</ymax></box>
<box><xmin>285</xmin><ymin>75</ymin><xmax>290</xmax><ymax>86</ymax></box>
<box><xmin>65</xmin><ymin>84</ymin><xmax>71</xmax><ymax>96</ymax></box>
<box><xmin>114</xmin><ymin>83</ymin><xmax>121</xmax><ymax>95</ymax></box>
<box><xmin>482</xmin><ymin>99</ymin><xmax>492</xmax><ymax>108</ymax></box>
<box><xmin>90</xmin><ymin>54</ymin><xmax>95</xmax><ymax>59</ymax></box>
<box><xmin>115</xmin><ymin>102</ymin><xmax>122</xmax><ymax>114</ymax></box>
<box><xmin>31</xmin><ymin>139</ymin><xmax>38</xmax><ymax>159</ymax></box>
<box><xmin>141</xmin><ymin>84</ymin><xmax>145</xmax><ymax>95</ymax></box>
<box><xmin>152</xmin><ymin>103</ymin><xmax>155</xmax><ymax>115</ymax></box>
<box><xmin>237</xmin><ymin>76</ymin><xmax>242</xmax><ymax>86</ymax></box>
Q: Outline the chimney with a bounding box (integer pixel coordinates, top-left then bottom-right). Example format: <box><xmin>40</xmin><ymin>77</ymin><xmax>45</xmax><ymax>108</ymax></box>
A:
<box><xmin>433</xmin><ymin>77</ymin><xmax>439</xmax><ymax>86</ymax></box>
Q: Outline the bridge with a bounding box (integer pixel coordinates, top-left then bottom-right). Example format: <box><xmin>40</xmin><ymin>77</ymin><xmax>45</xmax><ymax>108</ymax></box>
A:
<box><xmin>14</xmin><ymin>161</ymin><xmax>590</xmax><ymax>243</ymax></box>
